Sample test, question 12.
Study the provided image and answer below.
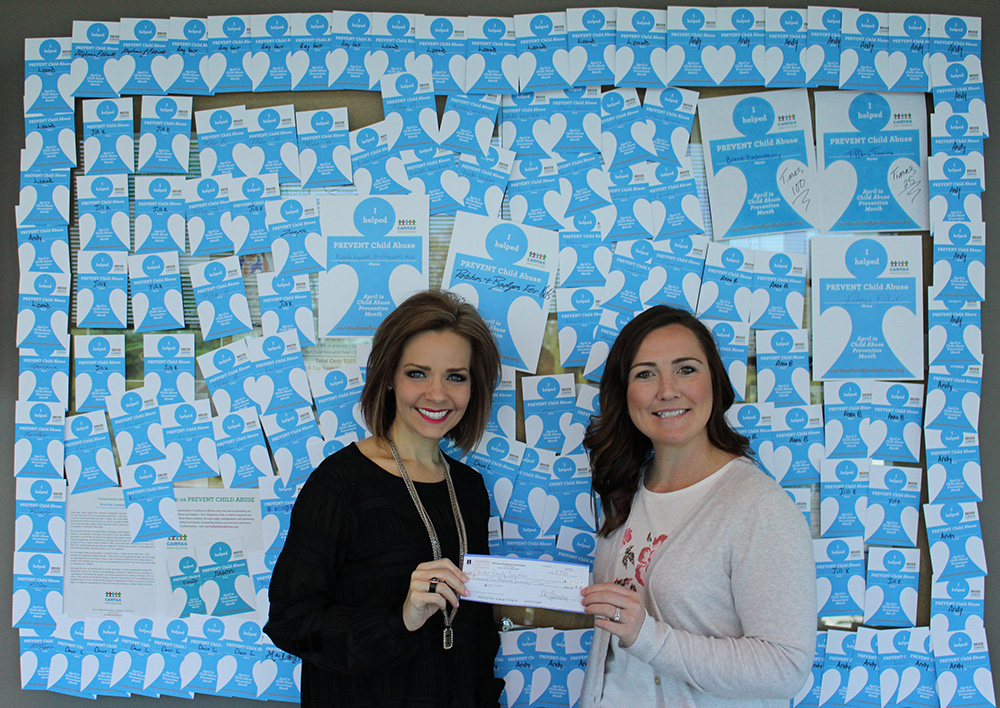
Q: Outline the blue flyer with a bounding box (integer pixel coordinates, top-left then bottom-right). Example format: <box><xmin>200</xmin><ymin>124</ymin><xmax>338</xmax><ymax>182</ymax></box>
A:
<box><xmin>763</xmin><ymin>9</ymin><xmax>808</xmax><ymax>87</ymax></box>
<box><xmin>15</xmin><ymin>500</ymin><xmax>58</xmax><ymax>582</ymax></box>
<box><xmin>161</xmin><ymin>399</ymin><xmax>218</xmax><ymax>483</ymax></box>
<box><xmin>23</xmin><ymin>113</ymin><xmax>75</xmax><ymax>171</ymax></box>
<box><xmin>241</xmin><ymin>105</ymin><xmax>300</xmax><ymax>183</ymax></box>
<box><xmin>443</xmin><ymin>213</ymin><xmax>559</xmax><ymax>372</ymax></box>
<box><xmin>887</xmin><ymin>13</ymin><xmax>930</xmax><ymax>92</ymax></box>
<box><xmin>466</xmin><ymin>16</ymin><xmax>518</xmax><ymax>95</ymax></box>
<box><xmin>188</xmin><ymin>256</ymin><xmax>253</xmax><ymax>342</ymax></box>
<box><xmin>261</xmin><ymin>407</ymin><xmax>322</xmax><ymax>487</ymax></box>
<box><xmin>17</xmin><ymin>271</ymin><xmax>70</xmax><ymax>355</ymax></box>
<box><xmin>567</xmin><ymin>8</ymin><xmax>616</xmax><ymax>86</ymax></box>
<box><xmin>12</xmin><ymin>551</ymin><xmax>62</xmax><ymax>631</ymax></box>
<box><xmin>845</xmin><ymin>628</ymin><xmax>882</xmax><ymax>706</ymax></box>
<box><xmin>647</xmin><ymin>159</ymin><xmax>706</xmax><ymax>242</ymax></box>
<box><xmin>929</xmin><ymin>14</ymin><xmax>981</xmax><ymax>67</ymax></box>
<box><xmin>198</xmin><ymin>339</ymin><xmax>254</xmax><ymax>416</ymax></box>
<box><xmin>226</xmin><ymin>174</ymin><xmax>280</xmax><ymax>256</ymax></box>
<box><xmin>76</xmin><ymin>174</ymin><xmax>129</xmax><ymax>251</ymax></box>
<box><xmin>214</xmin><ymin>408</ymin><xmax>273</xmax><ymax>489</ymax></box>
<box><xmin>296</xmin><ymin>107</ymin><xmax>352</xmax><ymax>189</ymax></box>
<box><xmin>749</xmin><ymin>250</ymin><xmax>807</xmax><ymax>329</ymax></box>
<box><xmin>700</xmin><ymin>89</ymin><xmax>820</xmax><ymax>238</ymax></box>
<box><xmin>285</xmin><ymin>12</ymin><xmax>333</xmax><ymax>91</ymax></box>
<box><xmin>600</xmin><ymin>87</ymin><xmax>656</xmax><ymax>170</ymax></box>
<box><xmin>185</xmin><ymin>175</ymin><xmax>233</xmax><ymax>256</ymax></box>
<box><xmin>927</xmin><ymin>430</ymin><xmax>981</xmax><ymax>504</ymax></box>
<box><xmin>547</xmin><ymin>454</ymin><xmax>595</xmax><ymax>533</ymax></box>
<box><xmin>245</xmin><ymin>332</ymin><xmax>312</xmax><ymax>416</ymax></box>
<box><xmin>134</xmin><ymin>176</ymin><xmax>186</xmax><ymax>253</ymax></box>
<box><xmin>79</xmin><ymin>618</ymin><xmax>129</xmax><ymax>697</ymax></box>
<box><xmin>328</xmin><ymin>11</ymin><xmax>372</xmax><ymax>91</ymax></box>
<box><xmin>69</xmin><ymin>20</ymin><xmax>122</xmax><ymax>98</ymax></box>
<box><xmin>109</xmin><ymin>616</ymin><xmax>158</xmax><ymax>697</ymax></box>
<box><xmin>349</xmin><ymin>121</ymin><xmax>410</xmax><ymax>196</ymax></box>
<box><xmin>367</xmin><ymin>12</ymin><xmax>418</xmax><ymax>90</ymax></box>
<box><xmin>505</xmin><ymin>446</ymin><xmax>557</xmax><ymax>531</ymax></box>
<box><xmin>558</xmin><ymin>222</ymin><xmax>612</xmax><ymax>288</ymax></box>
<box><xmin>602</xmin><ymin>239</ymin><xmax>659</xmax><ymax>314</ymax></box>
<box><xmin>137</xmin><ymin>96</ymin><xmax>192</xmax><ymax>174</ymax></box>
<box><xmin>806</xmin><ymin>7</ymin><xmax>842</xmax><ymax>87</ymax></box>
<box><xmin>556</xmin><ymin>287</ymin><xmax>602</xmax><ymax>368</ymax></box>
<box><xmin>815</xmin><ymin>91</ymin><xmax>928</xmax><ymax>232</ymax></box>
<box><xmin>771</xmin><ymin>404</ymin><xmax>824</xmax><ymax>486</ymax></box>
<box><xmin>120</xmin><ymin>460</ymin><xmax>180</xmax><ymax>543</ymax></box>
<box><xmin>644</xmin><ymin>87</ymin><xmax>698</xmax><ymax>164</ymax></box>
<box><xmin>925</xmin><ymin>502</ymin><xmax>987</xmax><ymax>580</ymax></box>
<box><xmin>931</xmin><ymin>221</ymin><xmax>985</xmax><ymax>303</ymax></box>
<box><xmin>250</xmin><ymin>14</ymin><xmax>295</xmax><ymax>92</ymax></box>
<box><xmin>128</xmin><ymin>251</ymin><xmax>184</xmax><ymax>333</ymax></box>
<box><xmin>144</xmin><ymin>333</ymin><xmax>195</xmax><ymax>405</ymax></box>
<box><xmin>615</xmin><ymin>9</ymin><xmax>668</xmax><ymax>89</ymax></box>
<box><xmin>166</xmin><ymin>555</ymin><xmax>206</xmax><ymax>618</ymax></box>
<box><xmin>73</xmin><ymin>335</ymin><xmax>124</xmax><ymax>413</ymax></box>
<box><xmin>500</xmin><ymin>92</ymin><xmax>561</xmax><ymax>159</ymax></box>
<box><xmin>522</xmin><ymin>374</ymin><xmax>576</xmax><ymax>451</ymax></box>
<box><xmin>18</xmin><ymin>224</ymin><xmax>70</xmax><ymax>277</ymax></box>
<box><xmin>258</xmin><ymin>272</ymin><xmax>316</xmax><ymax>347</ymax></box>
<box><xmin>466</xmin><ymin>433</ymin><xmax>525</xmax><ymax>518</ymax></box>
<box><xmin>107</xmin><ymin>386</ymin><xmax>165</xmax><ymax>466</ymax></box>
<box><xmin>696</xmin><ymin>243</ymin><xmax>754</xmax><ymax>323</ymax></box>
<box><xmin>665</xmin><ymin>6</ymin><xmax>716</xmax><ymax>87</ymax></box>
<box><xmin>23</xmin><ymin>37</ymin><xmax>73</xmax><ymax>115</ymax></box>
<box><xmin>146</xmin><ymin>618</ymin><xmax>196</xmax><ymax>697</ymax></box>
<box><xmin>266</xmin><ymin>196</ymin><xmax>324</xmax><ymax>276</ymax></box>
<box><xmin>18</xmin><ymin>163</ymin><xmax>70</xmax><ymax>227</ymax></box>
<box><xmin>515</xmin><ymin>12</ymin><xmax>571</xmax><ymax>92</ymax></box>
<box><xmin>865</xmin><ymin>464</ymin><xmax>921</xmax><ymax>547</ymax></box>
<box><xmin>725</xmin><ymin>403</ymin><xmax>775</xmax><ymax>475</ymax></box>
<box><xmin>839</xmin><ymin>10</ymin><xmax>889</xmax><ymax>90</ymax></box>
<box><xmin>925</xmin><ymin>368</ymin><xmax>981</xmax><ymax>435</ymax></box>
<box><xmin>715</xmin><ymin>8</ymin><xmax>765</xmax><ymax>87</ymax></box>
<box><xmin>869</xmin><ymin>381</ymin><xmax>923</xmax><ymax>463</ymax></box>
<box><xmin>560</xmin><ymin>384</ymin><xmax>598</xmax><ymax>456</ymax></box>
<box><xmin>318</xmin><ymin>194</ymin><xmax>429</xmax><ymax>337</ymax></box>
<box><xmin>703</xmin><ymin>319</ymin><xmax>748</xmax><ymax>401</ymax></box>
<box><xmin>76</xmin><ymin>250</ymin><xmax>127</xmax><ymax>329</ymax></box>
<box><xmin>819</xmin><ymin>458</ymin><xmax>869</xmax><ymax>538</ymax></box>
<box><xmin>309</xmin><ymin>365</ymin><xmax>366</xmax><ymax>440</ymax></box>
<box><xmin>402</xmin><ymin>148</ymin><xmax>459</xmax><ymax>215</ymax></box>
<box><xmin>931</xmin><ymin>627</ymin><xmax>994</xmax><ymax>708</ymax></box>
<box><xmin>756</xmin><ymin>328</ymin><xmax>810</xmax><ymax>407</ymax></box>
<box><xmin>197</xmin><ymin>541</ymin><xmax>255</xmax><ymax>617</ymax></box>
<box><xmin>555</xmin><ymin>525</ymin><xmax>597</xmax><ymax>567</ymax></box>
<box><xmin>811</xmin><ymin>236</ymin><xmax>924</xmax><ymax>380</ymax></box>
<box><xmin>814</xmin><ymin>537</ymin><xmax>865</xmax><ymax>617</ymax></box>
<box><xmin>823</xmin><ymin>380</ymin><xmax>872</xmax><ymax>459</ymax></box>
<box><xmin>507</xmin><ymin>156</ymin><xmax>563</xmax><ymax>231</ymax></box>
<box><xmin>195</xmin><ymin>105</ymin><xmax>249</xmax><ymax>178</ymax></box>
<box><xmin>260</xmin><ymin>475</ymin><xmax>301</xmax><ymax>568</ymax></box>
<box><xmin>207</xmin><ymin>15</ymin><xmax>253</xmax><ymax>93</ymax></box>
<box><xmin>19</xmin><ymin>348</ymin><xmax>69</xmax><ymax>409</ymax></box>
<box><xmin>416</xmin><ymin>15</ymin><xmax>467</xmax><ymax>95</ymax></box>
<box><xmin>13</xmin><ymin>401</ymin><xmax>64</xmax><ymax>479</ymax></box>
<box><xmin>381</xmin><ymin>67</ymin><xmax>437</xmax><ymax>153</ymax></box>
<box><xmin>81</xmin><ymin>98</ymin><xmax>134</xmax><ymax>175</ymax></box>
<box><xmin>166</xmin><ymin>17</ymin><xmax>211</xmax><ymax>95</ymax></box>
<box><xmin>583</xmin><ymin>307</ymin><xmax>632</xmax><ymax>382</ymax></box>
<box><xmin>486</xmin><ymin>366</ymin><xmax>517</xmax><ymax>441</ymax></box>
<box><xmin>439</xmin><ymin>93</ymin><xmax>500</xmax><ymax>157</ymax></box>
<box><xmin>217</xmin><ymin>618</ymin><xmax>265</xmax><ymax>698</ymax></box>
<box><xmin>931</xmin><ymin>576</ymin><xmax>984</xmax><ymax>634</ymax></box>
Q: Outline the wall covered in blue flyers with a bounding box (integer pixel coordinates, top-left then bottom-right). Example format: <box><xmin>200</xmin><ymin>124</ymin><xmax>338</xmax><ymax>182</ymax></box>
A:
<box><xmin>15</xmin><ymin>5</ymin><xmax>992</xmax><ymax>705</ymax></box>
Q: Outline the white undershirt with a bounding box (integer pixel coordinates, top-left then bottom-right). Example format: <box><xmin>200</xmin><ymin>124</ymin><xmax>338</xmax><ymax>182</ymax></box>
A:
<box><xmin>600</xmin><ymin>461</ymin><xmax>733</xmax><ymax>707</ymax></box>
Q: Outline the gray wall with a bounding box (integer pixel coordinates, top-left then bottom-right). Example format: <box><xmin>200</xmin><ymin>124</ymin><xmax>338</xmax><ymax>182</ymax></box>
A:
<box><xmin>0</xmin><ymin>0</ymin><xmax>995</xmax><ymax>704</ymax></box>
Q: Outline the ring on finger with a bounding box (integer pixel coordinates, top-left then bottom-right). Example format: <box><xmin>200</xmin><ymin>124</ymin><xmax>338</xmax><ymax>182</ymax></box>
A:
<box><xmin>429</xmin><ymin>577</ymin><xmax>438</xmax><ymax>594</ymax></box>
<box><xmin>612</xmin><ymin>606</ymin><xmax>621</xmax><ymax>623</ymax></box>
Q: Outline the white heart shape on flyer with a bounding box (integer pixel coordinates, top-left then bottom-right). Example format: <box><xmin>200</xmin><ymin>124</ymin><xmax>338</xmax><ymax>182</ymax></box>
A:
<box><xmin>389</xmin><ymin>264</ymin><xmax>426</xmax><ymax>305</ymax></box>
<box><xmin>205</xmin><ymin>53</ymin><xmax>227</xmax><ymax>91</ymax></box>
<box><xmin>762</xmin><ymin>46</ymin><xmax>783</xmax><ymax>85</ymax></box>
<box><xmin>319</xmin><ymin>265</ymin><xmax>359</xmax><ymax>335</ymax></box>
<box><xmin>839</xmin><ymin>49</ymin><xmax>860</xmax><ymax>86</ymax></box>
<box><xmin>518</xmin><ymin>51</ymin><xmax>538</xmax><ymax>89</ymax></box>
<box><xmin>448</xmin><ymin>54</ymin><xmax>466</xmax><ymax>88</ymax></box>
<box><xmin>364</xmin><ymin>50</ymin><xmax>389</xmax><ymax>89</ymax></box>
<box><xmin>524</xmin><ymin>415</ymin><xmax>543</xmax><ymax>448</ymax></box>
<box><xmin>507</xmin><ymin>295</ymin><xmax>545</xmax><ymax>372</ymax></box>
<box><xmin>705</xmin><ymin>45</ymin><xmax>735</xmax><ymax>86</ymax></box>
<box><xmin>708</xmin><ymin>165</ymin><xmax>747</xmax><ymax>237</ymax></box>
<box><xmin>819</xmin><ymin>160</ymin><xmax>858</xmax><ymax>232</ymax></box>
<box><xmin>883</xmin><ymin>51</ymin><xmax>907</xmax><ymax>90</ymax></box>
<box><xmin>232</xmin><ymin>143</ymin><xmax>265</xmax><ymax>177</ymax></box>
<box><xmin>558</xmin><ymin>326</ymin><xmax>578</xmax><ymax>367</ymax></box>
<box><xmin>280</xmin><ymin>142</ymin><xmax>300</xmax><ymax>179</ymax></box>
<box><xmin>501</xmin><ymin>54</ymin><xmax>519</xmax><ymax>91</ymax></box>
<box><xmin>326</xmin><ymin>48</ymin><xmax>349</xmax><ymax>85</ymax></box>
<box><xmin>287</xmin><ymin>50</ymin><xmax>310</xmax><ymax>89</ymax></box>
<box><xmin>803</xmin><ymin>45</ymin><xmax>825</xmax><ymax>84</ymax></box>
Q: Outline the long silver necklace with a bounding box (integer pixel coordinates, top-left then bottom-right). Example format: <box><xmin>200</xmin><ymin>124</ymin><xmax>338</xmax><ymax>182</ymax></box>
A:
<box><xmin>386</xmin><ymin>431</ymin><xmax>467</xmax><ymax>650</ymax></box>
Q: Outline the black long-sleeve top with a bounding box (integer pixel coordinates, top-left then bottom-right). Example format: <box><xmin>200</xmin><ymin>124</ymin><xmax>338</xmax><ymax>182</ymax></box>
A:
<box><xmin>264</xmin><ymin>443</ymin><xmax>504</xmax><ymax>708</ymax></box>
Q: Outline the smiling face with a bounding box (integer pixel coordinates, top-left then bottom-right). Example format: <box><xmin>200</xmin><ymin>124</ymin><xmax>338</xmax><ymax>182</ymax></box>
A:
<box><xmin>390</xmin><ymin>329</ymin><xmax>472</xmax><ymax>447</ymax></box>
<box><xmin>626</xmin><ymin>324</ymin><xmax>715</xmax><ymax>457</ymax></box>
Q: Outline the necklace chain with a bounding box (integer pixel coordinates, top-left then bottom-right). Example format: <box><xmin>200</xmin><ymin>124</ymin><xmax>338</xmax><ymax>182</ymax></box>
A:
<box><xmin>386</xmin><ymin>432</ymin><xmax>467</xmax><ymax>650</ymax></box>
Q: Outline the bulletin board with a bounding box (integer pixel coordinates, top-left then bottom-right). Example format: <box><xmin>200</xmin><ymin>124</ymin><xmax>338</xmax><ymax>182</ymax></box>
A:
<box><xmin>2</xmin><ymin>0</ymin><xmax>999</xmax><ymax>706</ymax></box>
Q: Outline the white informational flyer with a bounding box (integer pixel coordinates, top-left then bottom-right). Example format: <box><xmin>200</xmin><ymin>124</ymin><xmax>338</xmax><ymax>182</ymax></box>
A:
<box><xmin>811</xmin><ymin>235</ymin><xmax>924</xmax><ymax>380</ymax></box>
<box><xmin>815</xmin><ymin>90</ymin><xmax>928</xmax><ymax>232</ymax></box>
<box><xmin>442</xmin><ymin>212</ymin><xmax>558</xmax><ymax>372</ymax></box>
<box><xmin>700</xmin><ymin>89</ymin><xmax>819</xmax><ymax>239</ymax></box>
<box><xmin>463</xmin><ymin>554</ymin><xmax>589</xmax><ymax>613</ymax></box>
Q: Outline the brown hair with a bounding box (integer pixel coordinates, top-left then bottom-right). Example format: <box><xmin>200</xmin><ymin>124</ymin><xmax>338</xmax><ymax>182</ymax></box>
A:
<box><xmin>360</xmin><ymin>290</ymin><xmax>501</xmax><ymax>452</ymax></box>
<box><xmin>584</xmin><ymin>306</ymin><xmax>751</xmax><ymax>536</ymax></box>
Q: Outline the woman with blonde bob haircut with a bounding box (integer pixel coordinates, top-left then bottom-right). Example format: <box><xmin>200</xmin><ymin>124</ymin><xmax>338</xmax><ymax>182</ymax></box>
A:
<box><xmin>266</xmin><ymin>290</ymin><xmax>504</xmax><ymax>708</ymax></box>
<box><xmin>578</xmin><ymin>305</ymin><xmax>816</xmax><ymax>708</ymax></box>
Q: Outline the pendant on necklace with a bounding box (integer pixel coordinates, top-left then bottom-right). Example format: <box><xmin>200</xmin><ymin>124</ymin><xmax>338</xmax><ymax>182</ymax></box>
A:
<box><xmin>443</xmin><ymin>627</ymin><xmax>454</xmax><ymax>650</ymax></box>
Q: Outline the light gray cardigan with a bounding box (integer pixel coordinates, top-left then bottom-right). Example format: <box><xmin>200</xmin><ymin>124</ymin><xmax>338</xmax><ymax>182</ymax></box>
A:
<box><xmin>580</xmin><ymin>458</ymin><xmax>817</xmax><ymax>708</ymax></box>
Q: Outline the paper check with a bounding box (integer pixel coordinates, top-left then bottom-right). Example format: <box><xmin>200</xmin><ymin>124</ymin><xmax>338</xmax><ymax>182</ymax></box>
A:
<box><xmin>462</xmin><ymin>554</ymin><xmax>590</xmax><ymax>613</ymax></box>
